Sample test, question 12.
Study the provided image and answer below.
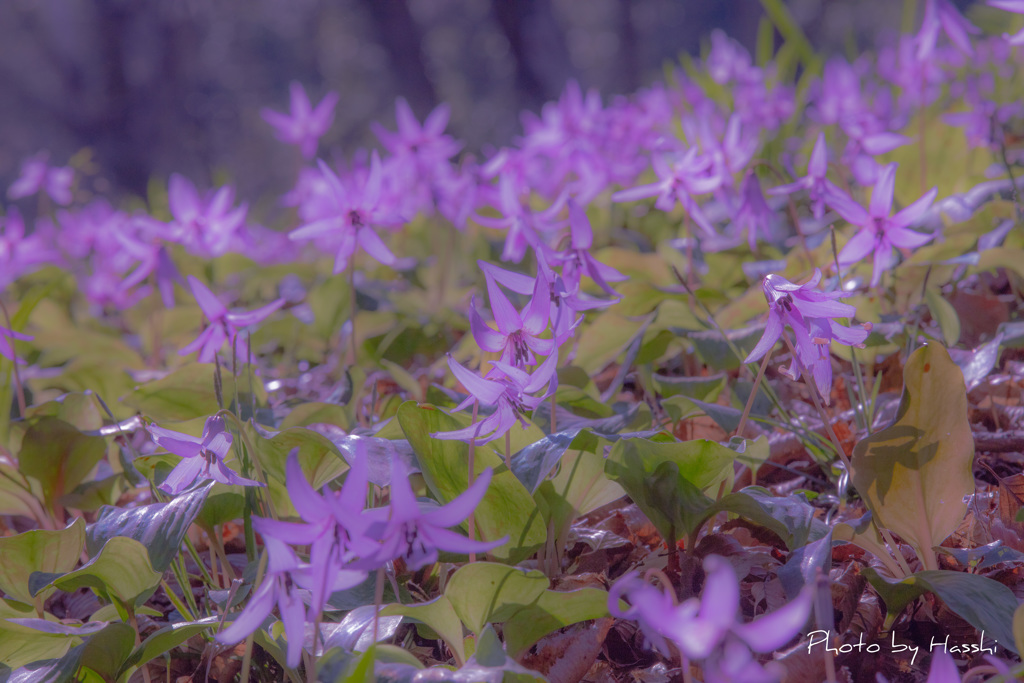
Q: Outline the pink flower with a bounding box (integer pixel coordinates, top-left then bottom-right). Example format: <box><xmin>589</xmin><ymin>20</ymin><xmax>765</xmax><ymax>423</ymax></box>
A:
<box><xmin>261</xmin><ymin>82</ymin><xmax>339</xmax><ymax>159</ymax></box>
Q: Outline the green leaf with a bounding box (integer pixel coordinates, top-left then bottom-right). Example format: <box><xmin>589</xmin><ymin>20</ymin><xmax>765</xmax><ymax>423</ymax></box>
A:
<box><xmin>36</xmin><ymin>537</ymin><xmax>161</xmax><ymax>608</ymax></box>
<box><xmin>86</xmin><ymin>483</ymin><xmax>211</xmax><ymax>572</ymax></box>
<box><xmin>18</xmin><ymin>417</ymin><xmax>108</xmax><ymax>512</ymax></box>
<box><xmin>0</xmin><ymin>518</ymin><xmax>85</xmax><ymax>605</ymax></box>
<box><xmin>862</xmin><ymin>568</ymin><xmax>1017</xmax><ymax>653</ymax></box>
<box><xmin>397</xmin><ymin>403</ymin><xmax>547</xmax><ymax>564</ymax></box>
<box><xmin>117</xmin><ymin>616</ymin><xmax>220</xmax><ymax>680</ymax></box>
<box><xmin>0</xmin><ymin>462</ymin><xmax>40</xmax><ymax>518</ymax></box>
<box><xmin>463</xmin><ymin>625</ymin><xmax>546</xmax><ymax>682</ymax></box>
<box><xmin>0</xmin><ymin>619</ymin><xmax>79</xmax><ymax>669</ymax></box>
<box><xmin>711</xmin><ymin>487</ymin><xmax>829</xmax><ymax>550</ymax></box>
<box><xmin>924</xmin><ymin>288</ymin><xmax>961</xmax><ymax>346</ymax></box>
<box><xmin>120</xmin><ymin>363</ymin><xmax>265</xmax><ymax>422</ymax></box>
<box><xmin>605</xmin><ymin>436</ymin><xmax>735</xmax><ymax>545</ymax></box>
<box><xmin>279</xmin><ymin>402</ymin><xmax>350</xmax><ymax>430</ymax></box>
<box><xmin>79</xmin><ymin>623</ymin><xmax>136</xmax><ymax>680</ymax></box>
<box><xmin>381</xmin><ymin>596</ymin><xmax>466</xmax><ymax>665</ymax></box>
<box><xmin>503</xmin><ymin>588</ymin><xmax>611</xmax><ymax>658</ymax></box>
<box><xmin>1014</xmin><ymin>603</ymin><xmax>1024</xmax><ymax>658</ymax></box>
<box><xmin>850</xmin><ymin>344</ymin><xmax>974</xmax><ymax>570</ymax></box>
<box><xmin>445</xmin><ymin>562</ymin><xmax>549</xmax><ymax>635</ymax></box>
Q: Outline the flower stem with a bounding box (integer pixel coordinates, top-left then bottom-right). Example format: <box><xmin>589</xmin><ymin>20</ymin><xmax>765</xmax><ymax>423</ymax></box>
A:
<box><xmin>468</xmin><ymin>402</ymin><xmax>480</xmax><ymax>563</ymax></box>
<box><xmin>349</xmin><ymin>266</ymin><xmax>358</xmax><ymax>367</ymax></box>
<box><xmin>504</xmin><ymin>430</ymin><xmax>511</xmax><ymax>471</ymax></box>
<box><xmin>735</xmin><ymin>350</ymin><xmax>772</xmax><ymax>439</ymax></box>
<box><xmin>0</xmin><ymin>298</ymin><xmax>26</xmax><ymax>417</ymax></box>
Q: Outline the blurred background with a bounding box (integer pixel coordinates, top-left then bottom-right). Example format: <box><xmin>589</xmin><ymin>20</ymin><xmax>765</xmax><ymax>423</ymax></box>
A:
<box><xmin>0</xmin><ymin>0</ymin><xmax>920</xmax><ymax>203</ymax></box>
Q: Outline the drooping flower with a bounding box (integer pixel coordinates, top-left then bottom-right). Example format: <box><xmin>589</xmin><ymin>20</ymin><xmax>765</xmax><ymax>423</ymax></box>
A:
<box><xmin>366</xmin><ymin>460</ymin><xmax>505</xmax><ymax>570</ymax></box>
<box><xmin>470</xmin><ymin>268</ymin><xmax>554</xmax><ymax>369</ymax></box>
<box><xmin>559</xmin><ymin>200</ymin><xmax>627</xmax><ymax>298</ymax></box>
<box><xmin>255</xmin><ymin>449</ymin><xmax>373</xmax><ymax>617</ymax></box>
<box><xmin>7</xmin><ymin>152</ymin><xmax>73</xmax><ymax>206</ymax></box>
<box><xmin>612</xmin><ymin>147</ymin><xmax>720</xmax><ymax>235</ymax></box>
<box><xmin>473</xmin><ymin>173</ymin><xmax>568</xmax><ymax>263</ymax></box>
<box><xmin>732</xmin><ymin>172</ymin><xmax>778</xmax><ymax>250</ymax></box>
<box><xmin>179</xmin><ymin>276</ymin><xmax>285</xmax><ymax>363</ymax></box>
<box><xmin>166</xmin><ymin>175</ymin><xmax>248</xmax><ymax>258</ymax></box>
<box><xmin>287</xmin><ymin>154</ymin><xmax>400</xmax><ymax>274</ymax></box>
<box><xmin>147</xmin><ymin>415</ymin><xmax>263</xmax><ymax>494</ymax></box>
<box><xmin>768</xmin><ymin>132</ymin><xmax>833</xmax><ymax>220</ymax></box>
<box><xmin>216</xmin><ymin>532</ymin><xmax>307</xmax><ymax>668</ymax></box>
<box><xmin>432</xmin><ymin>352</ymin><xmax>558</xmax><ymax>445</ymax></box>
<box><xmin>609</xmin><ymin>556</ymin><xmax>814</xmax><ymax>678</ymax></box>
<box><xmin>829</xmin><ymin>163</ymin><xmax>937</xmax><ymax>287</ymax></box>
<box><xmin>261</xmin><ymin>81</ymin><xmax>339</xmax><ymax>159</ymax></box>
<box><xmin>745</xmin><ymin>270</ymin><xmax>871</xmax><ymax>402</ymax></box>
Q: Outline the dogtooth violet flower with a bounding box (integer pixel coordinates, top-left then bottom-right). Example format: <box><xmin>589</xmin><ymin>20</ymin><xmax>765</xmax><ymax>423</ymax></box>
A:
<box><xmin>287</xmin><ymin>154</ymin><xmax>399</xmax><ymax>274</ymax></box>
<box><xmin>166</xmin><ymin>174</ymin><xmax>248</xmax><ymax>258</ymax></box>
<box><xmin>216</xmin><ymin>531</ymin><xmax>307</xmax><ymax>668</ymax></box>
<box><xmin>745</xmin><ymin>269</ymin><xmax>871</xmax><ymax>403</ymax></box>
<box><xmin>829</xmin><ymin>162</ymin><xmax>937</xmax><ymax>288</ymax></box>
<box><xmin>470</xmin><ymin>266</ymin><xmax>554</xmax><ymax>369</ymax></box>
<box><xmin>609</xmin><ymin>556</ymin><xmax>814</xmax><ymax>677</ymax></box>
<box><xmin>432</xmin><ymin>351</ymin><xmax>558</xmax><ymax>445</ymax></box>
<box><xmin>179</xmin><ymin>276</ymin><xmax>285</xmax><ymax>363</ymax></box>
<box><xmin>147</xmin><ymin>415</ymin><xmax>263</xmax><ymax>495</ymax></box>
<box><xmin>253</xmin><ymin>449</ymin><xmax>374</xmax><ymax>617</ymax></box>
<box><xmin>365</xmin><ymin>460</ymin><xmax>505</xmax><ymax>570</ymax></box>
<box><xmin>768</xmin><ymin>132</ymin><xmax>833</xmax><ymax>220</ymax></box>
<box><xmin>261</xmin><ymin>81</ymin><xmax>339</xmax><ymax>159</ymax></box>
<box><xmin>560</xmin><ymin>199</ymin><xmax>628</xmax><ymax>298</ymax></box>
<box><xmin>7</xmin><ymin>151</ymin><xmax>73</xmax><ymax>205</ymax></box>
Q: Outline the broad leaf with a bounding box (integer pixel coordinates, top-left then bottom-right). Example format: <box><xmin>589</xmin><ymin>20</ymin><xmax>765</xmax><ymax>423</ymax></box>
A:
<box><xmin>18</xmin><ymin>418</ymin><xmax>107</xmax><ymax>513</ymax></box>
<box><xmin>397</xmin><ymin>403</ymin><xmax>547</xmax><ymax>563</ymax></box>
<box><xmin>34</xmin><ymin>537</ymin><xmax>161</xmax><ymax>608</ymax></box>
<box><xmin>120</xmin><ymin>363</ymin><xmax>265</xmax><ymax>422</ymax></box>
<box><xmin>862</xmin><ymin>568</ymin><xmax>1017</xmax><ymax>653</ymax></box>
<box><xmin>605</xmin><ymin>436</ymin><xmax>735</xmax><ymax>545</ymax></box>
<box><xmin>850</xmin><ymin>344</ymin><xmax>974</xmax><ymax>571</ymax></box>
<box><xmin>0</xmin><ymin>518</ymin><xmax>85</xmax><ymax>605</ymax></box>
<box><xmin>381</xmin><ymin>595</ymin><xmax>466</xmax><ymax>665</ymax></box>
<box><xmin>445</xmin><ymin>562</ymin><xmax>548</xmax><ymax>635</ymax></box>
<box><xmin>503</xmin><ymin>588</ymin><xmax>611</xmax><ymax>658</ymax></box>
<box><xmin>711</xmin><ymin>487</ymin><xmax>829</xmax><ymax>550</ymax></box>
<box><xmin>86</xmin><ymin>483</ymin><xmax>211</xmax><ymax>572</ymax></box>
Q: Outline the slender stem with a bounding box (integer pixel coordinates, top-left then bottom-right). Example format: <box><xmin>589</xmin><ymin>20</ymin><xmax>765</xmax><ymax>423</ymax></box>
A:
<box><xmin>348</xmin><ymin>267</ymin><xmax>358</xmax><ymax>367</ymax></box>
<box><xmin>0</xmin><ymin>299</ymin><xmax>26</xmax><ymax>416</ymax></box>
<box><xmin>549</xmin><ymin>392</ymin><xmax>556</xmax><ymax>434</ymax></box>
<box><xmin>735</xmin><ymin>350</ymin><xmax>772</xmax><ymax>438</ymax></box>
<box><xmin>504</xmin><ymin>430</ymin><xmax>512</xmax><ymax>470</ymax></box>
<box><xmin>468</xmin><ymin>402</ymin><xmax>480</xmax><ymax>562</ymax></box>
<box><xmin>128</xmin><ymin>606</ymin><xmax>153</xmax><ymax>683</ymax></box>
<box><xmin>877</xmin><ymin>525</ymin><xmax>914</xmax><ymax>578</ymax></box>
<box><xmin>372</xmin><ymin>566</ymin><xmax>385</xmax><ymax>643</ymax></box>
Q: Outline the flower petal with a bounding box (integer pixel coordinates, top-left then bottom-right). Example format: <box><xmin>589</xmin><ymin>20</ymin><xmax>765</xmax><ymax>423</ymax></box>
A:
<box><xmin>187</xmin><ymin>276</ymin><xmax>227</xmax><ymax>321</ymax></box>
<box><xmin>869</xmin><ymin>164</ymin><xmax>897</xmax><ymax>218</ymax></box>
<box><xmin>446</xmin><ymin>355</ymin><xmax>506</xmax><ymax>405</ymax></box>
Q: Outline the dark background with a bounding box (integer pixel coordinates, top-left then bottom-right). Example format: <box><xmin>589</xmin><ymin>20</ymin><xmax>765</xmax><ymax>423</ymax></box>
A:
<box><xmin>0</xmin><ymin>0</ymin><xmax>911</xmax><ymax>203</ymax></box>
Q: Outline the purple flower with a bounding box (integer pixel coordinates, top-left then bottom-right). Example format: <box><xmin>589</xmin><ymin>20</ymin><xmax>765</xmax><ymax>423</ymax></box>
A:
<box><xmin>0</xmin><ymin>325</ymin><xmax>32</xmax><ymax>365</ymax></box>
<box><xmin>166</xmin><ymin>175</ymin><xmax>247</xmax><ymax>258</ymax></box>
<box><xmin>0</xmin><ymin>209</ymin><xmax>59</xmax><ymax>289</ymax></box>
<box><xmin>560</xmin><ymin>200</ymin><xmax>627</xmax><ymax>298</ymax></box>
<box><xmin>990</xmin><ymin>0</ymin><xmax>1024</xmax><ymax>44</ymax></box>
<box><xmin>179</xmin><ymin>276</ymin><xmax>285</xmax><ymax>363</ymax></box>
<box><xmin>732</xmin><ymin>172</ymin><xmax>778</xmax><ymax>250</ymax></box>
<box><xmin>478</xmin><ymin>259</ymin><xmax>594</xmax><ymax>341</ymax></box>
<box><xmin>373</xmin><ymin>98</ymin><xmax>461</xmax><ymax>167</ymax></box>
<box><xmin>255</xmin><ymin>449</ymin><xmax>373</xmax><ymax>616</ymax></box>
<box><xmin>917</xmin><ymin>0</ymin><xmax>980</xmax><ymax>60</ymax></box>
<box><xmin>612</xmin><ymin>147</ymin><xmax>720</xmax><ymax>235</ymax></box>
<box><xmin>147</xmin><ymin>415</ymin><xmax>263</xmax><ymax>494</ymax></box>
<box><xmin>609</xmin><ymin>556</ymin><xmax>813</xmax><ymax>676</ymax></box>
<box><xmin>287</xmin><ymin>154</ymin><xmax>399</xmax><ymax>273</ymax></box>
<box><xmin>432</xmin><ymin>352</ymin><xmax>558</xmax><ymax>445</ymax></box>
<box><xmin>366</xmin><ymin>460</ymin><xmax>505</xmax><ymax>570</ymax></box>
<box><xmin>768</xmin><ymin>132</ymin><xmax>833</xmax><ymax>220</ymax></box>
<box><xmin>745</xmin><ymin>270</ymin><xmax>871</xmax><ymax>402</ymax></box>
<box><xmin>473</xmin><ymin>174</ymin><xmax>567</xmax><ymax>263</ymax></box>
<box><xmin>471</xmin><ymin>268</ymin><xmax>554</xmax><ymax>368</ymax></box>
<box><xmin>829</xmin><ymin>163</ymin><xmax>937</xmax><ymax>288</ymax></box>
<box><xmin>261</xmin><ymin>82</ymin><xmax>339</xmax><ymax>159</ymax></box>
<box><xmin>7</xmin><ymin>152</ymin><xmax>73</xmax><ymax>205</ymax></box>
<box><xmin>216</xmin><ymin>532</ymin><xmax>306</xmax><ymax>667</ymax></box>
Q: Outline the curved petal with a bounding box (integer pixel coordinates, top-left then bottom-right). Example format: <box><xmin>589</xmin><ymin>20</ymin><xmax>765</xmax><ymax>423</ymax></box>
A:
<box><xmin>743</xmin><ymin>311</ymin><xmax>783</xmax><ymax>364</ymax></box>
<box><xmin>447</xmin><ymin>355</ymin><xmax>505</xmax><ymax>405</ymax></box>
<box><xmin>889</xmin><ymin>187</ymin><xmax>938</xmax><ymax>229</ymax></box>
<box><xmin>159</xmin><ymin>457</ymin><xmax>205</xmax><ymax>495</ymax></box>
<box><xmin>837</xmin><ymin>229</ymin><xmax>877</xmax><ymax>266</ymax></box>
<box><xmin>420</xmin><ymin>525</ymin><xmax>506</xmax><ymax>555</ymax></box>
<box><xmin>286</xmin><ymin>448</ymin><xmax>332</xmax><ymax>522</ymax></box>
<box><xmin>187</xmin><ymin>276</ymin><xmax>227</xmax><ymax>321</ymax></box>
<box><xmin>825</xmin><ymin>187</ymin><xmax>870</xmax><ymax>227</ymax></box>
<box><xmin>568</xmin><ymin>199</ymin><xmax>593</xmax><ymax>249</ymax></box>
<box><xmin>869</xmin><ymin>164</ymin><xmax>897</xmax><ymax>218</ymax></box>
<box><xmin>521</xmin><ymin>276</ymin><xmax>550</xmax><ymax>336</ymax></box>
<box><xmin>828</xmin><ymin>320</ymin><xmax>870</xmax><ymax>346</ymax></box>
<box><xmin>227</xmin><ymin>298</ymin><xmax>286</xmax><ymax>328</ymax></box>
<box><xmin>212</xmin><ymin>459</ymin><xmax>265</xmax><ymax>489</ymax></box>
<box><xmin>808</xmin><ymin>132</ymin><xmax>828</xmax><ymax>178</ymax></box>
<box><xmin>732</xmin><ymin>585</ymin><xmax>814</xmax><ymax>653</ymax></box>
<box><xmin>216</xmin><ymin>579</ymin><xmax>277</xmax><ymax>645</ymax></box>
<box><xmin>357</xmin><ymin>226</ymin><xmax>396</xmax><ymax>266</ymax></box>
<box><xmin>421</xmin><ymin>468</ymin><xmax>493</xmax><ymax>528</ymax></box>
<box><xmin>469</xmin><ymin>298</ymin><xmax>507</xmax><ymax>353</ymax></box>
<box><xmin>485</xmin><ymin>272</ymin><xmax>522</xmax><ymax>335</ymax></box>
